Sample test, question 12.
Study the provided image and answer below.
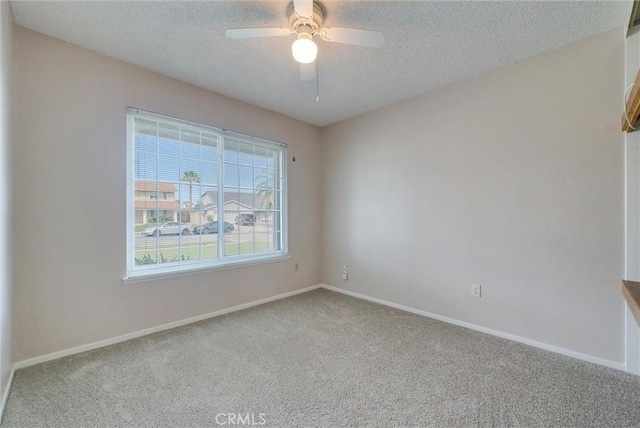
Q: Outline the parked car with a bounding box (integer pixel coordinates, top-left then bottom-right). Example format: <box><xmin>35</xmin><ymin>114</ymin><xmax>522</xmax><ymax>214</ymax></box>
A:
<box><xmin>144</xmin><ymin>222</ymin><xmax>192</xmax><ymax>236</ymax></box>
<box><xmin>235</xmin><ymin>214</ymin><xmax>255</xmax><ymax>226</ymax></box>
<box><xmin>193</xmin><ymin>221</ymin><xmax>234</xmax><ymax>234</ymax></box>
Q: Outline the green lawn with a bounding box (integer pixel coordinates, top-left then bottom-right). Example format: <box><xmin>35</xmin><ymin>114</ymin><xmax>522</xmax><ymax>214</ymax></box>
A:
<box><xmin>134</xmin><ymin>241</ymin><xmax>271</xmax><ymax>265</ymax></box>
<box><xmin>135</xmin><ymin>224</ymin><xmax>155</xmax><ymax>233</ymax></box>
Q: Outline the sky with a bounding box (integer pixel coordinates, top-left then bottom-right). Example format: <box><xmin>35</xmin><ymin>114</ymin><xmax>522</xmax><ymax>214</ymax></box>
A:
<box><xmin>134</xmin><ymin>129</ymin><xmax>280</xmax><ymax>206</ymax></box>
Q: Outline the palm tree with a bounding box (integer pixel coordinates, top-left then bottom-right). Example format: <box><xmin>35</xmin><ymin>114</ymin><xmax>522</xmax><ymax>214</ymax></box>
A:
<box><xmin>181</xmin><ymin>171</ymin><xmax>200</xmax><ymax>211</ymax></box>
<box><xmin>255</xmin><ymin>173</ymin><xmax>275</xmax><ymax>221</ymax></box>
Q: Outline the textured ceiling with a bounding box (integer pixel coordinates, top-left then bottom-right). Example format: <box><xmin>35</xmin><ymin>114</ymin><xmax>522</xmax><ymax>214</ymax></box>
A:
<box><xmin>10</xmin><ymin>1</ymin><xmax>630</xmax><ymax>127</ymax></box>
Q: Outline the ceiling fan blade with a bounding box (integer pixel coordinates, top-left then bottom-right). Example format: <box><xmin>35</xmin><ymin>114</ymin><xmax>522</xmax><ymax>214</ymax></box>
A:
<box><xmin>300</xmin><ymin>62</ymin><xmax>315</xmax><ymax>81</ymax></box>
<box><xmin>320</xmin><ymin>27</ymin><xmax>385</xmax><ymax>48</ymax></box>
<box><xmin>225</xmin><ymin>27</ymin><xmax>292</xmax><ymax>39</ymax></box>
<box><xmin>293</xmin><ymin>0</ymin><xmax>313</xmax><ymax>19</ymax></box>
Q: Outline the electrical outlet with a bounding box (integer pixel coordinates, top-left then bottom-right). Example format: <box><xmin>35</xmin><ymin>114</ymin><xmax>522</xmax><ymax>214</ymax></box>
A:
<box><xmin>471</xmin><ymin>284</ymin><xmax>481</xmax><ymax>297</ymax></box>
<box><xmin>295</xmin><ymin>262</ymin><xmax>299</xmax><ymax>272</ymax></box>
<box><xmin>342</xmin><ymin>265</ymin><xmax>348</xmax><ymax>280</ymax></box>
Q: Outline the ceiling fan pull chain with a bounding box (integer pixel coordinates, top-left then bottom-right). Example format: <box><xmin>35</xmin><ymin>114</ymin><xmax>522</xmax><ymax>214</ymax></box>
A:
<box><xmin>316</xmin><ymin>61</ymin><xmax>320</xmax><ymax>102</ymax></box>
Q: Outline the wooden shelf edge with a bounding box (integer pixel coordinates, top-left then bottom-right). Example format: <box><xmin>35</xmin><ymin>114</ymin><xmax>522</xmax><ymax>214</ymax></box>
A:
<box><xmin>622</xmin><ymin>280</ymin><xmax>640</xmax><ymax>327</ymax></box>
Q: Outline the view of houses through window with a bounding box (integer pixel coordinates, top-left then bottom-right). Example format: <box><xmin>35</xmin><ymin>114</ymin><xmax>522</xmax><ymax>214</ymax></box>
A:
<box><xmin>127</xmin><ymin>111</ymin><xmax>286</xmax><ymax>276</ymax></box>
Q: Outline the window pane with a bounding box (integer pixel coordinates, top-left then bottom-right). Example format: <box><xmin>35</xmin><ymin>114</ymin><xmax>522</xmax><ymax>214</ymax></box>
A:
<box><xmin>158</xmin><ymin>123</ymin><xmax>180</xmax><ymax>155</ymax></box>
<box><xmin>254</xmin><ymin>230</ymin><xmax>270</xmax><ymax>254</ymax></box>
<box><xmin>202</xmin><ymin>132</ymin><xmax>218</xmax><ymax>147</ymax></box>
<box><xmin>223</xmin><ymin>188</ymin><xmax>240</xmax><ymax>225</ymax></box>
<box><xmin>158</xmin><ymin>156</ymin><xmax>180</xmax><ymax>183</ymax></box>
<box><xmin>238</xmin><ymin>142</ymin><xmax>254</xmax><ymax>166</ymax></box>
<box><xmin>134</xmin><ymin>117</ymin><xmax>156</xmax><ymax>133</ymax></box>
<box><xmin>181</xmin><ymin>127</ymin><xmax>200</xmax><ymax>145</ymax></box>
<box><xmin>224</xmin><ymin>239</ymin><xmax>240</xmax><ymax>257</ymax></box>
<box><xmin>134</xmin><ymin>178</ymin><xmax>160</xmax><ymax>266</ymax></box>
<box><xmin>200</xmin><ymin>161</ymin><xmax>218</xmax><ymax>186</ymax></box>
<box><xmin>238</xmin><ymin>165</ymin><xmax>253</xmax><ymax>190</ymax></box>
<box><xmin>158</xmin><ymin>122</ymin><xmax>180</xmax><ymax>140</ymax></box>
<box><xmin>224</xmin><ymin>139</ymin><xmax>239</xmax><ymax>163</ymax></box>
<box><xmin>224</xmin><ymin>163</ymin><xmax>239</xmax><ymax>188</ymax></box>
<box><xmin>238</xmin><ymin>234</ymin><xmax>255</xmax><ymax>255</ymax></box>
<box><xmin>202</xmin><ymin>134</ymin><xmax>218</xmax><ymax>162</ymax></box>
<box><xmin>134</xmin><ymin>134</ymin><xmax>156</xmax><ymax>152</ymax></box>
<box><xmin>255</xmin><ymin>145</ymin><xmax>269</xmax><ymax>168</ymax></box>
<box><xmin>199</xmin><ymin>187</ymin><xmax>217</xmax><ymax>211</ymax></box>
<box><xmin>182</xmin><ymin>141</ymin><xmax>200</xmax><ymax>159</ymax></box>
<box><xmin>271</xmin><ymin>211</ymin><xmax>282</xmax><ymax>251</ymax></box>
<box><xmin>181</xmin><ymin>158</ymin><xmax>201</xmax><ymax>193</ymax></box>
<box><xmin>193</xmin><ymin>184</ymin><xmax>219</xmax><ymax>261</ymax></box>
<box><xmin>269</xmin><ymin>190</ymin><xmax>280</xmax><ymax>211</ymax></box>
<box><xmin>223</xmin><ymin>188</ymin><xmax>240</xmax><ymax>256</ymax></box>
<box><xmin>254</xmin><ymin>168</ymin><xmax>269</xmax><ymax>190</ymax></box>
<box><xmin>135</xmin><ymin>235</ymin><xmax>158</xmax><ymax>266</ymax></box>
<box><xmin>268</xmin><ymin>148</ymin><xmax>279</xmax><ymax>169</ymax></box>
<box><xmin>134</xmin><ymin>152</ymin><xmax>157</xmax><ymax>180</ymax></box>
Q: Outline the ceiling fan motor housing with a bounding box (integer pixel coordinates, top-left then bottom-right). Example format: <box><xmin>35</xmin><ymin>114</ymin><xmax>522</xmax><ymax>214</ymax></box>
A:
<box><xmin>287</xmin><ymin>1</ymin><xmax>325</xmax><ymax>34</ymax></box>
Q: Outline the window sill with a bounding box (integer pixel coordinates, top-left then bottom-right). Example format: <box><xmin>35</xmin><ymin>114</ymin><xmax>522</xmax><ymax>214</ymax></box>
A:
<box><xmin>123</xmin><ymin>254</ymin><xmax>291</xmax><ymax>285</ymax></box>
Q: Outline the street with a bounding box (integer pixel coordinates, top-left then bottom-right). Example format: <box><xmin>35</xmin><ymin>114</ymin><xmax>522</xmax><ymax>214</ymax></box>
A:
<box><xmin>134</xmin><ymin>224</ymin><xmax>276</xmax><ymax>250</ymax></box>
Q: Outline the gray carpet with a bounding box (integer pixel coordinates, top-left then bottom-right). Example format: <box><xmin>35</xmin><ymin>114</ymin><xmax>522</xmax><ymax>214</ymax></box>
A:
<box><xmin>3</xmin><ymin>289</ymin><xmax>640</xmax><ymax>427</ymax></box>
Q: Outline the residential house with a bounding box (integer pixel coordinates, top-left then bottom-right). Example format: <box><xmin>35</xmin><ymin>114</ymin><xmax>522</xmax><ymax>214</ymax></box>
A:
<box><xmin>191</xmin><ymin>190</ymin><xmax>273</xmax><ymax>225</ymax></box>
<box><xmin>134</xmin><ymin>180</ymin><xmax>180</xmax><ymax>224</ymax></box>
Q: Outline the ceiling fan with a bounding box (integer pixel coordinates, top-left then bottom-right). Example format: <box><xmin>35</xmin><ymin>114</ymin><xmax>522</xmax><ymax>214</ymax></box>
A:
<box><xmin>225</xmin><ymin>0</ymin><xmax>385</xmax><ymax>81</ymax></box>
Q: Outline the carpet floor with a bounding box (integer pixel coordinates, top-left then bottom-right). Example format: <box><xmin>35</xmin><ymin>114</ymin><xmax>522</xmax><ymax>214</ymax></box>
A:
<box><xmin>3</xmin><ymin>289</ymin><xmax>640</xmax><ymax>427</ymax></box>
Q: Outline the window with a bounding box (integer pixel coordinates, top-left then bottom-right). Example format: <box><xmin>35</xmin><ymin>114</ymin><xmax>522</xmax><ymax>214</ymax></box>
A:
<box><xmin>126</xmin><ymin>108</ymin><xmax>287</xmax><ymax>279</ymax></box>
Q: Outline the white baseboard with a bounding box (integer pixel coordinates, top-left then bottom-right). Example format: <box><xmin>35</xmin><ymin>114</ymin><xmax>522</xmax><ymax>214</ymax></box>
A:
<box><xmin>320</xmin><ymin>284</ymin><xmax>627</xmax><ymax>373</ymax></box>
<box><xmin>625</xmin><ymin>305</ymin><xmax>640</xmax><ymax>375</ymax></box>
<box><xmin>0</xmin><ymin>366</ymin><xmax>15</xmax><ymax>422</ymax></box>
<box><xmin>12</xmin><ymin>283</ymin><xmax>627</xmax><ymax>374</ymax></box>
<box><xmin>14</xmin><ymin>285</ymin><xmax>321</xmax><ymax>370</ymax></box>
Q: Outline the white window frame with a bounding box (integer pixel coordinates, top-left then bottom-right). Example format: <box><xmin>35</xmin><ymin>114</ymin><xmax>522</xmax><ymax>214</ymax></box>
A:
<box><xmin>124</xmin><ymin>108</ymin><xmax>288</xmax><ymax>283</ymax></box>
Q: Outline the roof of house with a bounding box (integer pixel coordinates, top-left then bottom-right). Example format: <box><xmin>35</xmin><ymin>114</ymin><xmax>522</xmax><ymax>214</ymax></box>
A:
<box><xmin>135</xmin><ymin>180</ymin><xmax>177</xmax><ymax>193</ymax></box>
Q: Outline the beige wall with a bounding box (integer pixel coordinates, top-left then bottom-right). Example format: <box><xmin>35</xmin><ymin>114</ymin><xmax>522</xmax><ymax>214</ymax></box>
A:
<box><xmin>10</xmin><ymin>23</ymin><xmax>628</xmax><ymax>366</ymax></box>
<box><xmin>0</xmin><ymin>0</ymin><xmax>13</xmax><ymax>399</ymax></box>
<box><xmin>321</xmin><ymin>29</ymin><xmax>625</xmax><ymax>363</ymax></box>
<box><xmin>12</xmin><ymin>27</ymin><xmax>322</xmax><ymax>361</ymax></box>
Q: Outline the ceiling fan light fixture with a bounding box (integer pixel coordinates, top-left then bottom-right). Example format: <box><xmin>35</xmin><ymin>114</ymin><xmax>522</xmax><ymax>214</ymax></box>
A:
<box><xmin>292</xmin><ymin>36</ymin><xmax>318</xmax><ymax>64</ymax></box>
